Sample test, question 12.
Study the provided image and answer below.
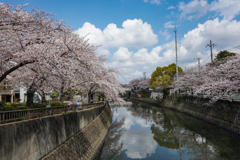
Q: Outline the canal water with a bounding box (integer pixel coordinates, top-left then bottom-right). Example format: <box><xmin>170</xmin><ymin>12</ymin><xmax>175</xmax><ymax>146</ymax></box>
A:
<box><xmin>96</xmin><ymin>100</ymin><xmax>240</xmax><ymax>160</ymax></box>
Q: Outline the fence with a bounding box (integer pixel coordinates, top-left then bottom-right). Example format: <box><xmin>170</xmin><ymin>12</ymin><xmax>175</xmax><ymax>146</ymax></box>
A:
<box><xmin>0</xmin><ymin>102</ymin><xmax>104</xmax><ymax>124</ymax></box>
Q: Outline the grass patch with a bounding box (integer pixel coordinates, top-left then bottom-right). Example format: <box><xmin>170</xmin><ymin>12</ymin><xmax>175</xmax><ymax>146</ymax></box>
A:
<box><xmin>138</xmin><ymin>91</ymin><xmax>151</xmax><ymax>98</ymax></box>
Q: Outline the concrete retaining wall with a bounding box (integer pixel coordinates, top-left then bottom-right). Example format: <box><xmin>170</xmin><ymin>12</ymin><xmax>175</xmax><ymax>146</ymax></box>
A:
<box><xmin>42</xmin><ymin>103</ymin><xmax>112</xmax><ymax>160</ymax></box>
<box><xmin>0</xmin><ymin>105</ymin><xmax>106</xmax><ymax>160</ymax></box>
<box><xmin>162</xmin><ymin>96</ymin><xmax>240</xmax><ymax>134</ymax></box>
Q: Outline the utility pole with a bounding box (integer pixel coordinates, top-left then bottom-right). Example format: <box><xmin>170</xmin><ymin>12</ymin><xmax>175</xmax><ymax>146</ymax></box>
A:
<box><xmin>206</xmin><ymin>40</ymin><xmax>216</xmax><ymax>63</ymax></box>
<box><xmin>197</xmin><ymin>58</ymin><xmax>200</xmax><ymax>71</ymax></box>
<box><xmin>174</xmin><ymin>25</ymin><xmax>178</xmax><ymax>94</ymax></box>
<box><xmin>195</xmin><ymin>58</ymin><xmax>201</xmax><ymax>71</ymax></box>
<box><xmin>143</xmin><ymin>72</ymin><xmax>146</xmax><ymax>80</ymax></box>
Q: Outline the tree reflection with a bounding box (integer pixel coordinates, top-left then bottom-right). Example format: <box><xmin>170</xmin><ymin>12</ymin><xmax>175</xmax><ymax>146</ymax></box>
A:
<box><xmin>96</xmin><ymin>116</ymin><xmax>126</xmax><ymax>160</ymax></box>
<box><xmin>151</xmin><ymin>124</ymin><xmax>179</xmax><ymax>149</ymax></box>
<box><xmin>98</xmin><ymin>101</ymin><xmax>240</xmax><ymax>159</ymax></box>
<box><xmin>150</xmin><ymin>105</ymin><xmax>237</xmax><ymax>159</ymax></box>
<box><xmin>128</xmin><ymin>101</ymin><xmax>239</xmax><ymax>159</ymax></box>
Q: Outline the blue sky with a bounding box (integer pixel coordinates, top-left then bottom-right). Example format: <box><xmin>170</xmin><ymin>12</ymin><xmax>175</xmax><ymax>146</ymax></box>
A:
<box><xmin>6</xmin><ymin>0</ymin><xmax>240</xmax><ymax>84</ymax></box>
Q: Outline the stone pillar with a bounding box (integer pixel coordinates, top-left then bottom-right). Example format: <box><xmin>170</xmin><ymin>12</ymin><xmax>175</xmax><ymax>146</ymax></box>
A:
<box><xmin>93</xmin><ymin>93</ymin><xmax>97</xmax><ymax>103</ymax></box>
<box><xmin>11</xmin><ymin>94</ymin><xmax>13</xmax><ymax>103</ymax></box>
<box><xmin>0</xmin><ymin>94</ymin><xmax>2</xmax><ymax>101</ymax></box>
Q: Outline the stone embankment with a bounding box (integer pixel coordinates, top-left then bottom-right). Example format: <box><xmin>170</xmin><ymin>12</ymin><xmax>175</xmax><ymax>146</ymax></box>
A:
<box><xmin>132</xmin><ymin>96</ymin><xmax>240</xmax><ymax>135</ymax></box>
<box><xmin>42</xmin><ymin>103</ymin><xmax>112</xmax><ymax>160</ymax></box>
<box><xmin>161</xmin><ymin>96</ymin><xmax>240</xmax><ymax>134</ymax></box>
<box><xmin>0</xmin><ymin>103</ymin><xmax>111</xmax><ymax>160</ymax></box>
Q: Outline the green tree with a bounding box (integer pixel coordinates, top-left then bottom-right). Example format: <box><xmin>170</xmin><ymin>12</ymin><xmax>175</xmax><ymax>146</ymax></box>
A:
<box><xmin>214</xmin><ymin>50</ymin><xmax>236</xmax><ymax>61</ymax></box>
<box><xmin>63</xmin><ymin>89</ymin><xmax>82</xmax><ymax>100</ymax></box>
<box><xmin>50</xmin><ymin>90</ymin><xmax>58</xmax><ymax>99</ymax></box>
<box><xmin>150</xmin><ymin>63</ymin><xmax>183</xmax><ymax>92</ymax></box>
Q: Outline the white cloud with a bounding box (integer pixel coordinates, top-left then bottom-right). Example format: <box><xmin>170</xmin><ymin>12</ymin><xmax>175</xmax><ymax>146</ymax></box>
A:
<box><xmin>144</xmin><ymin>0</ymin><xmax>161</xmax><ymax>5</ymax></box>
<box><xmin>181</xmin><ymin>18</ymin><xmax>240</xmax><ymax>52</ymax></box>
<box><xmin>76</xmin><ymin>15</ymin><xmax>240</xmax><ymax>84</ymax></box>
<box><xmin>164</xmin><ymin>21</ymin><xmax>175</xmax><ymax>28</ymax></box>
<box><xmin>75</xmin><ymin>22</ymin><xmax>104</xmax><ymax>45</ymax></box>
<box><xmin>179</xmin><ymin>0</ymin><xmax>210</xmax><ymax>20</ymax></box>
<box><xmin>178</xmin><ymin>0</ymin><xmax>240</xmax><ymax>20</ymax></box>
<box><xmin>107</xmin><ymin>18</ymin><xmax>240</xmax><ymax>84</ymax></box>
<box><xmin>95</xmin><ymin>48</ymin><xmax>110</xmax><ymax>56</ymax></box>
<box><xmin>133</xmin><ymin>70</ymin><xmax>143</xmax><ymax>76</ymax></box>
<box><xmin>210</xmin><ymin>0</ymin><xmax>240</xmax><ymax>20</ymax></box>
<box><xmin>75</xmin><ymin>19</ymin><xmax>158</xmax><ymax>49</ymax></box>
<box><xmin>166</xmin><ymin>18</ymin><xmax>240</xmax><ymax>66</ymax></box>
<box><xmin>143</xmin><ymin>66</ymin><xmax>149</xmax><ymax>69</ymax></box>
<box><xmin>166</xmin><ymin>11</ymin><xmax>176</xmax><ymax>19</ymax></box>
<box><xmin>113</xmin><ymin>47</ymin><xmax>133</xmax><ymax>61</ymax></box>
<box><xmin>167</xmin><ymin>6</ymin><xmax>176</xmax><ymax>9</ymax></box>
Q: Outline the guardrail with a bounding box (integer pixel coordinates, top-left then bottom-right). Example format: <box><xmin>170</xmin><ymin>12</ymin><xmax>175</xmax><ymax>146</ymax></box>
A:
<box><xmin>0</xmin><ymin>102</ymin><xmax>104</xmax><ymax>124</ymax></box>
<box><xmin>0</xmin><ymin>85</ymin><xmax>14</xmax><ymax>90</ymax></box>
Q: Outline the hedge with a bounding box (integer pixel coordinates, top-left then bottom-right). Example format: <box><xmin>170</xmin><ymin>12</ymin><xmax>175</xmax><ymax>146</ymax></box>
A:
<box><xmin>0</xmin><ymin>102</ymin><xmax>46</xmax><ymax>111</ymax></box>
<box><xmin>50</xmin><ymin>101</ymin><xmax>65</xmax><ymax>107</ymax></box>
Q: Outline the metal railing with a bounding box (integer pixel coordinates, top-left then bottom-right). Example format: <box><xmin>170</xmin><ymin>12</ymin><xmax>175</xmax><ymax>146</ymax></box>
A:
<box><xmin>0</xmin><ymin>85</ymin><xmax>13</xmax><ymax>90</ymax></box>
<box><xmin>0</xmin><ymin>102</ymin><xmax>104</xmax><ymax>124</ymax></box>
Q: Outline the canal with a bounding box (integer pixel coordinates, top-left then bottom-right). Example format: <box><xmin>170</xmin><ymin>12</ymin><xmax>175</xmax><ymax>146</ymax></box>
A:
<box><xmin>96</xmin><ymin>100</ymin><xmax>240</xmax><ymax>160</ymax></box>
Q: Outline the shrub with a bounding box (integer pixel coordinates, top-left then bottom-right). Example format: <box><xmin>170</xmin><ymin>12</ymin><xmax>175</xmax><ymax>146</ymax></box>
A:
<box><xmin>0</xmin><ymin>101</ymin><xmax>6</xmax><ymax>109</ymax></box>
<box><xmin>0</xmin><ymin>106</ymin><xmax>14</xmax><ymax>111</ymax></box>
<box><xmin>8</xmin><ymin>103</ymin><xmax>26</xmax><ymax>107</ymax></box>
<box><xmin>33</xmin><ymin>103</ymin><xmax>47</xmax><ymax>108</ymax></box>
<box><xmin>16</xmin><ymin>106</ymin><xmax>28</xmax><ymax>110</ymax></box>
<box><xmin>176</xmin><ymin>95</ymin><xmax>182</xmax><ymax>103</ymax></box>
<box><xmin>0</xmin><ymin>103</ymin><xmax>47</xmax><ymax>111</ymax></box>
<box><xmin>0</xmin><ymin>105</ymin><xmax>27</xmax><ymax>111</ymax></box>
<box><xmin>0</xmin><ymin>103</ymin><xmax>27</xmax><ymax>111</ymax></box>
<box><xmin>50</xmin><ymin>101</ymin><xmax>65</xmax><ymax>107</ymax></box>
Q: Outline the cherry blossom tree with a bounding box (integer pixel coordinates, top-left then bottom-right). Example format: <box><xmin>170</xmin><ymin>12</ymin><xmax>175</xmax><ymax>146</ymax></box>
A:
<box><xmin>1</xmin><ymin>2</ymin><xmax>125</xmax><ymax>107</ymax></box>
<box><xmin>176</xmin><ymin>53</ymin><xmax>240</xmax><ymax>104</ymax></box>
<box><xmin>81</xmin><ymin>57</ymin><xmax>125</xmax><ymax>104</ymax></box>
<box><xmin>196</xmin><ymin>54</ymin><xmax>240</xmax><ymax>103</ymax></box>
<box><xmin>176</xmin><ymin>66</ymin><xmax>207</xmax><ymax>94</ymax></box>
<box><xmin>0</xmin><ymin>3</ymin><xmax>70</xmax><ymax>83</ymax></box>
<box><xmin>128</xmin><ymin>77</ymin><xmax>150</xmax><ymax>90</ymax></box>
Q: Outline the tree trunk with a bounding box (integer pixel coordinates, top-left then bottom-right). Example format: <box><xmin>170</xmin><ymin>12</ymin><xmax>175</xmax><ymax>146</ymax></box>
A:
<box><xmin>163</xmin><ymin>89</ymin><xmax>169</xmax><ymax>99</ymax></box>
<box><xmin>41</xmin><ymin>93</ymin><xmax>47</xmax><ymax>104</ymax></box>
<box><xmin>59</xmin><ymin>81</ymin><xmax>65</xmax><ymax>102</ymax></box>
<box><xmin>88</xmin><ymin>93</ymin><xmax>93</xmax><ymax>104</ymax></box>
<box><xmin>26</xmin><ymin>84</ymin><xmax>36</xmax><ymax>108</ymax></box>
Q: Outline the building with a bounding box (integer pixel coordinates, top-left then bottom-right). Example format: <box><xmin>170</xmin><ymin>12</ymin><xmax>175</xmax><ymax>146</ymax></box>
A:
<box><xmin>19</xmin><ymin>87</ymin><xmax>42</xmax><ymax>103</ymax></box>
<box><xmin>0</xmin><ymin>76</ymin><xmax>15</xmax><ymax>103</ymax></box>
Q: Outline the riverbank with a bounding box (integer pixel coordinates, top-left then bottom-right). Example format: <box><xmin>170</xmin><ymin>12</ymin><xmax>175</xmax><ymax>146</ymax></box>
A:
<box><xmin>0</xmin><ymin>103</ymin><xmax>107</xmax><ymax>160</ymax></box>
<box><xmin>97</xmin><ymin>100</ymin><xmax>240</xmax><ymax>159</ymax></box>
<box><xmin>42</xmin><ymin>103</ymin><xmax>112</xmax><ymax>160</ymax></box>
<box><xmin>131</xmin><ymin>96</ymin><xmax>240</xmax><ymax>135</ymax></box>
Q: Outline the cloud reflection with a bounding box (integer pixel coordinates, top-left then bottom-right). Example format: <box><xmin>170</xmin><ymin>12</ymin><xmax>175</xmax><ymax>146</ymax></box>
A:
<box><xmin>122</xmin><ymin>129</ymin><xmax>157</xmax><ymax>159</ymax></box>
<box><xmin>114</xmin><ymin>107</ymin><xmax>157</xmax><ymax>159</ymax></box>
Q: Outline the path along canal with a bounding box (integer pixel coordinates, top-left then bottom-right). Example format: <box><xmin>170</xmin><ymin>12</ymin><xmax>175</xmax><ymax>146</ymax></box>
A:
<box><xmin>96</xmin><ymin>100</ymin><xmax>240</xmax><ymax>160</ymax></box>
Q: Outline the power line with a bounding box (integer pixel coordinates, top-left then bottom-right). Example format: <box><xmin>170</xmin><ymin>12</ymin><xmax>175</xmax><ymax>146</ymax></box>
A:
<box><xmin>216</xmin><ymin>30</ymin><xmax>240</xmax><ymax>44</ymax></box>
<box><xmin>202</xmin><ymin>55</ymin><xmax>211</xmax><ymax>64</ymax></box>
<box><xmin>225</xmin><ymin>45</ymin><xmax>240</xmax><ymax>51</ymax></box>
<box><xmin>206</xmin><ymin>40</ymin><xmax>216</xmax><ymax>63</ymax></box>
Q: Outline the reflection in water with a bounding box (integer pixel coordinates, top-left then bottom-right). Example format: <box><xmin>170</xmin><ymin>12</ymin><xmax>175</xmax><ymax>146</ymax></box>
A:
<box><xmin>97</xmin><ymin>101</ymin><xmax>240</xmax><ymax>160</ymax></box>
<box><xmin>96</xmin><ymin>116</ymin><xmax>126</xmax><ymax>160</ymax></box>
